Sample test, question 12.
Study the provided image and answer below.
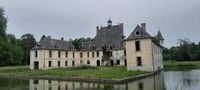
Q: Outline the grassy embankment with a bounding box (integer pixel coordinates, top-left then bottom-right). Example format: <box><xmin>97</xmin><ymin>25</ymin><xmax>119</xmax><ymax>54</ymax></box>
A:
<box><xmin>0</xmin><ymin>66</ymin><xmax>147</xmax><ymax>79</ymax></box>
<box><xmin>164</xmin><ymin>61</ymin><xmax>200</xmax><ymax>70</ymax></box>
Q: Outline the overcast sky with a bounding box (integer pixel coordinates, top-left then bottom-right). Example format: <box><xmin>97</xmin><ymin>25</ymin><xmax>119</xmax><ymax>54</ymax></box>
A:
<box><xmin>0</xmin><ymin>0</ymin><xmax>200</xmax><ymax>48</ymax></box>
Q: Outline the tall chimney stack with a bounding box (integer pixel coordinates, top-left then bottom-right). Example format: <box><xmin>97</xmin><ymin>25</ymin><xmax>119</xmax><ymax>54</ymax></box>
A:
<box><xmin>96</xmin><ymin>26</ymin><xmax>100</xmax><ymax>35</ymax></box>
<box><xmin>141</xmin><ymin>23</ymin><xmax>146</xmax><ymax>31</ymax></box>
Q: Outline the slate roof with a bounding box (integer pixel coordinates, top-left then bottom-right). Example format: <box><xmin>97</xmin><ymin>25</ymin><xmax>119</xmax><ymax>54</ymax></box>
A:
<box><xmin>126</xmin><ymin>25</ymin><xmax>152</xmax><ymax>40</ymax></box>
<box><xmin>81</xmin><ymin>23</ymin><xmax>125</xmax><ymax>51</ymax></box>
<box><xmin>32</xmin><ymin>36</ymin><xmax>75</xmax><ymax>51</ymax></box>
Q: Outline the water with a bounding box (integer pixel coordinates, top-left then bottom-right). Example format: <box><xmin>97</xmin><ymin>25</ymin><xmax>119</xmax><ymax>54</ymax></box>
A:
<box><xmin>0</xmin><ymin>69</ymin><xmax>200</xmax><ymax>90</ymax></box>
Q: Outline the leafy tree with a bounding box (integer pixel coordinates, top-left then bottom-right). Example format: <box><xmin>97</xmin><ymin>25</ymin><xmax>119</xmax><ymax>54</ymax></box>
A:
<box><xmin>163</xmin><ymin>39</ymin><xmax>200</xmax><ymax>61</ymax></box>
<box><xmin>0</xmin><ymin>8</ymin><xmax>7</xmax><ymax>40</ymax></box>
<box><xmin>0</xmin><ymin>8</ymin><xmax>23</xmax><ymax>66</ymax></box>
<box><xmin>71</xmin><ymin>37</ymin><xmax>92</xmax><ymax>50</ymax></box>
<box><xmin>21</xmin><ymin>34</ymin><xmax>36</xmax><ymax>65</ymax></box>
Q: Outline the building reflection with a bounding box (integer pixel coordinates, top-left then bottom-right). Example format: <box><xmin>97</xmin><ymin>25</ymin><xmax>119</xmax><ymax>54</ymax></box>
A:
<box><xmin>29</xmin><ymin>72</ymin><xmax>165</xmax><ymax>90</ymax></box>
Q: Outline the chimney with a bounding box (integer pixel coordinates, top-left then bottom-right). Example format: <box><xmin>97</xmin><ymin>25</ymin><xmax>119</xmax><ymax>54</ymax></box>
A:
<box><xmin>141</xmin><ymin>23</ymin><xmax>146</xmax><ymax>31</ymax></box>
<box><xmin>96</xmin><ymin>26</ymin><xmax>100</xmax><ymax>35</ymax></box>
<box><xmin>47</xmin><ymin>36</ymin><xmax>51</xmax><ymax>39</ymax></box>
<box><xmin>61</xmin><ymin>37</ymin><xmax>64</xmax><ymax>40</ymax></box>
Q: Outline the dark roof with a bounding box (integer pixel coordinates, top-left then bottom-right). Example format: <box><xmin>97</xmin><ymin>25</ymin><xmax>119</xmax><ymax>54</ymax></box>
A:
<box><xmin>32</xmin><ymin>36</ymin><xmax>75</xmax><ymax>50</ymax></box>
<box><xmin>81</xmin><ymin>23</ymin><xmax>124</xmax><ymax>51</ymax></box>
<box><xmin>157</xmin><ymin>30</ymin><xmax>164</xmax><ymax>40</ymax></box>
<box><xmin>126</xmin><ymin>25</ymin><xmax>152</xmax><ymax>40</ymax></box>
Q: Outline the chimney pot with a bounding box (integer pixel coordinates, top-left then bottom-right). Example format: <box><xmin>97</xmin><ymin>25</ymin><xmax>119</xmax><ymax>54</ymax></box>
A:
<box><xmin>61</xmin><ymin>37</ymin><xmax>64</xmax><ymax>40</ymax></box>
<box><xmin>141</xmin><ymin>23</ymin><xmax>146</xmax><ymax>31</ymax></box>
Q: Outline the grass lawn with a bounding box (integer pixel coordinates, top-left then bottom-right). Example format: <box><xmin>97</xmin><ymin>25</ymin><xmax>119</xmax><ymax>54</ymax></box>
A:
<box><xmin>164</xmin><ymin>61</ymin><xmax>200</xmax><ymax>71</ymax></box>
<box><xmin>0</xmin><ymin>66</ymin><xmax>148</xmax><ymax>79</ymax></box>
<box><xmin>164</xmin><ymin>61</ymin><xmax>200</xmax><ymax>67</ymax></box>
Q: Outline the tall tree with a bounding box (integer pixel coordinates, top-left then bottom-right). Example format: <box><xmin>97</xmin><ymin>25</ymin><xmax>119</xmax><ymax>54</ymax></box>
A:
<box><xmin>21</xmin><ymin>34</ymin><xmax>36</xmax><ymax>65</ymax></box>
<box><xmin>0</xmin><ymin>8</ymin><xmax>23</xmax><ymax>66</ymax></box>
<box><xmin>0</xmin><ymin>8</ymin><xmax>7</xmax><ymax>39</ymax></box>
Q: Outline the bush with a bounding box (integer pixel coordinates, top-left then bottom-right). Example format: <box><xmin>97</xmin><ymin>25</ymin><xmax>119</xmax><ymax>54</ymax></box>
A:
<box><xmin>70</xmin><ymin>65</ymin><xmax>99</xmax><ymax>70</ymax></box>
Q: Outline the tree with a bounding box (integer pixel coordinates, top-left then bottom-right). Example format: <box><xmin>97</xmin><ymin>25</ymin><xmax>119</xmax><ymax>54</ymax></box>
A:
<box><xmin>21</xmin><ymin>34</ymin><xmax>36</xmax><ymax>65</ymax></box>
<box><xmin>0</xmin><ymin>8</ymin><xmax>23</xmax><ymax>66</ymax></box>
<box><xmin>163</xmin><ymin>39</ymin><xmax>200</xmax><ymax>61</ymax></box>
<box><xmin>71</xmin><ymin>37</ymin><xmax>92</xmax><ymax>50</ymax></box>
<box><xmin>0</xmin><ymin>8</ymin><xmax>7</xmax><ymax>40</ymax></box>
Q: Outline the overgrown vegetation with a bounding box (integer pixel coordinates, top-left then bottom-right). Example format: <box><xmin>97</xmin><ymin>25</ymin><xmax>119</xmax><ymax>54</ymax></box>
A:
<box><xmin>0</xmin><ymin>8</ymin><xmax>36</xmax><ymax>66</ymax></box>
<box><xmin>163</xmin><ymin>39</ymin><xmax>200</xmax><ymax>61</ymax></box>
<box><xmin>70</xmin><ymin>37</ymin><xmax>92</xmax><ymax>50</ymax></box>
<box><xmin>0</xmin><ymin>66</ymin><xmax>148</xmax><ymax>79</ymax></box>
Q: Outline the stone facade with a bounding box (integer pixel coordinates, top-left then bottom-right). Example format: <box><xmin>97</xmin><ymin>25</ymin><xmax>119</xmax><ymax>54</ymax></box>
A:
<box><xmin>125</xmin><ymin>23</ymin><xmax>164</xmax><ymax>72</ymax></box>
<box><xmin>30</xmin><ymin>20</ymin><xmax>164</xmax><ymax>72</ymax></box>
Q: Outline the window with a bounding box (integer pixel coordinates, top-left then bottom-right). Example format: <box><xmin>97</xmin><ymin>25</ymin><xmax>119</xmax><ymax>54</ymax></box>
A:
<box><xmin>72</xmin><ymin>61</ymin><xmax>75</xmax><ymax>66</ymax></box>
<box><xmin>49</xmin><ymin>50</ymin><xmax>52</xmax><ymax>57</ymax></box>
<box><xmin>65</xmin><ymin>61</ymin><xmax>68</xmax><ymax>66</ymax></box>
<box><xmin>87</xmin><ymin>52</ymin><xmax>90</xmax><ymax>57</ymax></box>
<box><xmin>135</xmin><ymin>31</ymin><xmax>141</xmax><ymax>36</ymax></box>
<box><xmin>48</xmin><ymin>80</ymin><xmax>51</xmax><ymax>84</ymax></box>
<box><xmin>58</xmin><ymin>51</ymin><xmax>61</xmax><ymax>57</ymax></box>
<box><xmin>96</xmin><ymin>51</ymin><xmax>99</xmax><ymax>57</ymax></box>
<box><xmin>92</xmin><ymin>46</ymin><xmax>96</xmax><ymax>50</ymax></box>
<box><xmin>87</xmin><ymin>60</ymin><xmax>90</xmax><ymax>64</ymax></box>
<box><xmin>58</xmin><ymin>61</ymin><xmax>60</xmax><ymax>67</ymax></box>
<box><xmin>117</xmin><ymin>60</ymin><xmax>120</xmax><ymax>65</ymax></box>
<box><xmin>48</xmin><ymin>87</ymin><xmax>52</xmax><ymax>90</ymax></box>
<box><xmin>35</xmin><ymin>50</ymin><xmax>38</xmax><ymax>57</ymax></box>
<box><xmin>135</xmin><ymin>41</ymin><xmax>141</xmax><ymax>51</ymax></box>
<box><xmin>33</xmin><ymin>80</ymin><xmax>38</xmax><ymax>84</ymax></box>
<box><xmin>138</xmin><ymin>82</ymin><xmax>143</xmax><ymax>90</ymax></box>
<box><xmin>66</xmin><ymin>51</ymin><xmax>68</xmax><ymax>58</ymax></box>
<box><xmin>137</xmin><ymin>57</ymin><xmax>142</xmax><ymax>66</ymax></box>
<box><xmin>124</xmin><ymin>50</ymin><xmax>126</xmax><ymax>56</ymax></box>
<box><xmin>73</xmin><ymin>52</ymin><xmax>75</xmax><ymax>58</ymax></box>
<box><xmin>49</xmin><ymin>61</ymin><xmax>52</xmax><ymax>67</ymax></box>
<box><xmin>92</xmin><ymin>52</ymin><xmax>95</xmax><ymax>57</ymax></box>
<box><xmin>58</xmin><ymin>85</ymin><xmax>61</xmax><ymax>90</ymax></box>
<box><xmin>80</xmin><ymin>52</ymin><xmax>83</xmax><ymax>58</ymax></box>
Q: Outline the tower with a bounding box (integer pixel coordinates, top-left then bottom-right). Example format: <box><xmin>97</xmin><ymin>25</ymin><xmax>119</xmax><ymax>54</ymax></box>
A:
<box><xmin>157</xmin><ymin>30</ymin><xmax>164</xmax><ymax>46</ymax></box>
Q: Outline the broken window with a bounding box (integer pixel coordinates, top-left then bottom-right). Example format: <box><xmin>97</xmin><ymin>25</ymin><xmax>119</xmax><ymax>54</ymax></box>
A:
<box><xmin>135</xmin><ymin>41</ymin><xmax>141</xmax><ymax>51</ymax></box>
<box><xmin>35</xmin><ymin>50</ymin><xmax>38</xmax><ymax>57</ymax></box>
<box><xmin>137</xmin><ymin>57</ymin><xmax>142</xmax><ymax>66</ymax></box>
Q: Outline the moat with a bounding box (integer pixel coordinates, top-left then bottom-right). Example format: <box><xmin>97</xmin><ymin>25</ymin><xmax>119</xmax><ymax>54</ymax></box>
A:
<box><xmin>1</xmin><ymin>69</ymin><xmax>200</xmax><ymax>90</ymax></box>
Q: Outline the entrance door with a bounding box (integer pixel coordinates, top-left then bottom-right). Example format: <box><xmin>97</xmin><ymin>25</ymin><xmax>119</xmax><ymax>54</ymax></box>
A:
<box><xmin>97</xmin><ymin>60</ymin><xmax>100</xmax><ymax>66</ymax></box>
<box><xmin>34</xmin><ymin>61</ymin><xmax>39</xmax><ymax>69</ymax></box>
<box><xmin>110</xmin><ymin>60</ymin><xmax>114</xmax><ymax>66</ymax></box>
<box><xmin>124</xmin><ymin>59</ymin><xmax>127</xmax><ymax>67</ymax></box>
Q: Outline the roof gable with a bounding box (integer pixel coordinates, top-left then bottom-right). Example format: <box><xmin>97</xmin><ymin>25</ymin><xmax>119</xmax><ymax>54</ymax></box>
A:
<box><xmin>127</xmin><ymin>24</ymin><xmax>152</xmax><ymax>40</ymax></box>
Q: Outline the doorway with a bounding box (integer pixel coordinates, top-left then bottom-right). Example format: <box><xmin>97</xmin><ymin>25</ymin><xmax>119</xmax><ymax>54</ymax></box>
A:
<box><xmin>34</xmin><ymin>61</ymin><xmax>39</xmax><ymax>69</ymax></box>
<box><xmin>110</xmin><ymin>60</ymin><xmax>114</xmax><ymax>66</ymax></box>
<box><xmin>97</xmin><ymin>60</ymin><xmax>100</xmax><ymax>66</ymax></box>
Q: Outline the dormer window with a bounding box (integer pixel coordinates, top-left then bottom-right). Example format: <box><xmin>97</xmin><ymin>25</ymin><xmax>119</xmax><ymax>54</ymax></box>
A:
<box><xmin>135</xmin><ymin>31</ymin><xmax>141</xmax><ymax>36</ymax></box>
<box><xmin>92</xmin><ymin>46</ymin><xmax>96</xmax><ymax>50</ymax></box>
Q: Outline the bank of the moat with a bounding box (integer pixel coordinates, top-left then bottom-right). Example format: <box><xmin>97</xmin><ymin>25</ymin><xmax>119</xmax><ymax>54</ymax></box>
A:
<box><xmin>0</xmin><ymin>66</ymin><xmax>159</xmax><ymax>83</ymax></box>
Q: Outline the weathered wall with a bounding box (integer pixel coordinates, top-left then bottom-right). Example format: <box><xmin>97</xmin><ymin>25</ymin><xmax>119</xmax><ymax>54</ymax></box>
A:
<box><xmin>125</xmin><ymin>39</ymin><xmax>154</xmax><ymax>71</ymax></box>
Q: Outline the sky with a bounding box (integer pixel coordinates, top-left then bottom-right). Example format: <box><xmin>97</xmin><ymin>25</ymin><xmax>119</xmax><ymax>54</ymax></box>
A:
<box><xmin>0</xmin><ymin>0</ymin><xmax>200</xmax><ymax>48</ymax></box>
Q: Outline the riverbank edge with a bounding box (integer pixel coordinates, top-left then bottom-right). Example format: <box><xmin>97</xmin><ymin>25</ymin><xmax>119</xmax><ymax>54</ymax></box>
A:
<box><xmin>0</xmin><ymin>71</ymin><xmax>160</xmax><ymax>84</ymax></box>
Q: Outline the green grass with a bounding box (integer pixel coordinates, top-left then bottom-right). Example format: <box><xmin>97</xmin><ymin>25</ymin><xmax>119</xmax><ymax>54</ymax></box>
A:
<box><xmin>0</xmin><ymin>66</ymin><xmax>148</xmax><ymax>79</ymax></box>
<box><xmin>164</xmin><ymin>61</ymin><xmax>200</xmax><ymax>71</ymax></box>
